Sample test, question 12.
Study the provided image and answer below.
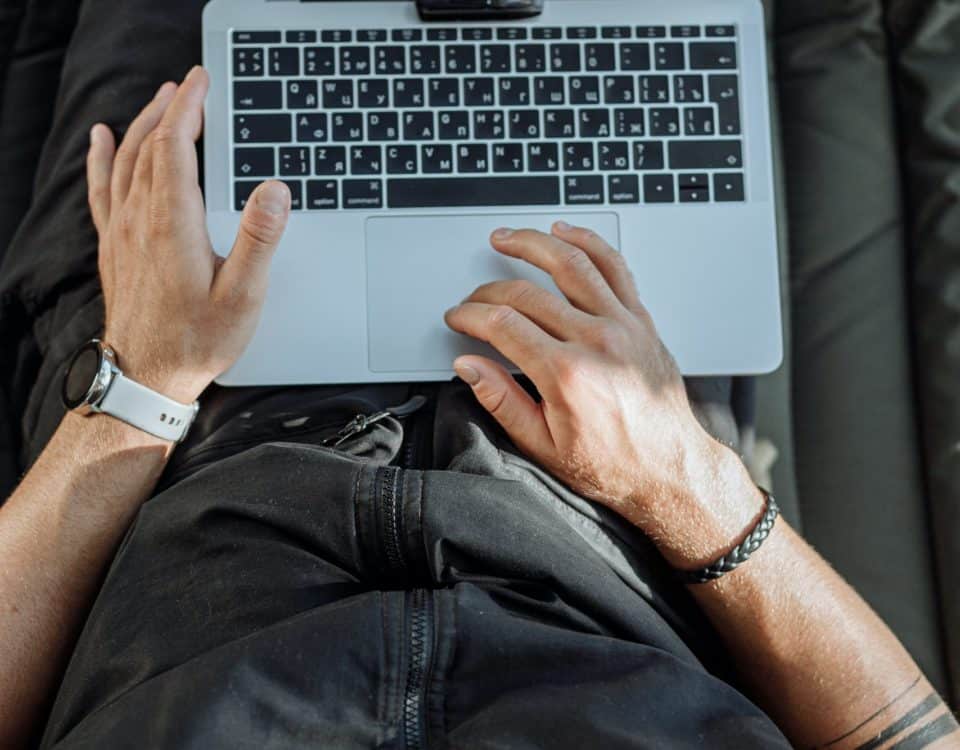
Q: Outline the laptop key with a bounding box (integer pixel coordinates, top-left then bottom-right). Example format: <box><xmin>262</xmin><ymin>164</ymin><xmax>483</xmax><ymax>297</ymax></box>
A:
<box><xmin>306</xmin><ymin>179</ymin><xmax>338</xmax><ymax>209</ymax></box>
<box><xmin>706</xmin><ymin>25</ymin><xmax>736</xmax><ymax>38</ymax></box>
<box><xmin>427</xmin><ymin>28</ymin><xmax>457</xmax><ymax>42</ymax></box>
<box><xmin>550</xmin><ymin>44</ymin><xmax>581</xmax><ymax>72</ymax></box>
<box><xmin>619</xmin><ymin>43</ymin><xmax>650</xmax><ymax>71</ymax></box>
<box><xmin>527</xmin><ymin>142</ymin><xmax>560</xmax><ymax>171</ymax></box>
<box><xmin>644</xmin><ymin>174</ymin><xmax>675</xmax><ymax>203</ymax></box>
<box><xmin>376</xmin><ymin>46</ymin><xmax>406</xmax><ymax>75</ymax></box>
<box><xmin>387</xmin><ymin>145</ymin><xmax>418</xmax><ymax>174</ymax></box>
<box><xmin>567</xmin><ymin>27</ymin><xmax>597</xmax><ymax>40</ymax></box>
<box><xmin>464</xmin><ymin>77</ymin><xmax>496</xmax><ymax>106</ymax></box>
<box><xmin>615</xmin><ymin>108</ymin><xmax>645</xmax><ymax>136</ymax></box>
<box><xmin>351</xmin><ymin>145</ymin><xmax>383</xmax><ymax>175</ymax></box>
<box><xmin>516</xmin><ymin>44</ymin><xmax>546</xmax><ymax>73</ymax></box>
<box><xmin>367</xmin><ymin>112</ymin><xmax>399</xmax><ymax>141</ymax></box>
<box><xmin>674</xmin><ymin>74</ymin><xmax>705</xmax><ymax>103</ymax></box>
<box><xmin>532</xmin><ymin>27</ymin><xmax>563</xmax><ymax>40</ymax></box>
<box><xmin>233</xmin><ymin>48</ymin><xmax>264</xmax><ymax>77</ymax></box>
<box><xmin>429</xmin><ymin>78</ymin><xmax>460</xmax><ymax>107</ymax></box>
<box><xmin>534</xmin><ymin>77</ymin><xmax>565</xmax><ymax>105</ymax></box>
<box><xmin>493</xmin><ymin>143</ymin><xmax>525</xmax><ymax>173</ymax></box>
<box><xmin>649</xmin><ymin>107</ymin><xmax>679</xmax><ymax>136</ymax></box>
<box><xmin>296</xmin><ymin>113</ymin><xmax>328</xmax><ymax>142</ymax></box>
<box><xmin>393</xmin><ymin>28</ymin><xmax>423</xmax><ymax>42</ymax></box>
<box><xmin>282</xmin><ymin>180</ymin><xmax>303</xmax><ymax>209</ymax></box>
<box><xmin>714</xmin><ymin>172</ymin><xmax>745</xmax><ymax>201</ymax></box>
<box><xmin>438</xmin><ymin>110</ymin><xmax>470</xmax><ymax>140</ymax></box>
<box><xmin>387</xmin><ymin>177</ymin><xmax>561</xmax><ymax>208</ymax></box>
<box><xmin>339</xmin><ymin>47</ymin><xmax>371</xmax><ymax>76</ymax></box>
<box><xmin>234</xmin><ymin>81</ymin><xmax>283</xmax><ymax>110</ymax></box>
<box><xmin>286</xmin><ymin>30</ymin><xmax>317</xmax><ymax>44</ymax></box>
<box><xmin>671</xmin><ymin>25</ymin><xmax>701</xmax><ymax>38</ymax></box>
<box><xmin>481</xmin><ymin>45</ymin><xmax>512</xmax><ymax>73</ymax></box>
<box><xmin>269</xmin><ymin>48</ymin><xmax>299</xmax><ymax>76</ymax></box>
<box><xmin>458</xmin><ymin>144</ymin><xmax>490</xmax><ymax>173</ymax></box>
<box><xmin>234</xmin><ymin>180</ymin><xmax>259</xmax><ymax>210</ymax></box>
<box><xmin>585</xmin><ymin>44</ymin><xmax>616</xmax><ymax>71</ymax></box>
<box><xmin>315</xmin><ymin>146</ymin><xmax>347</xmax><ymax>175</ymax></box>
<box><xmin>690</xmin><ymin>42</ymin><xmax>737</xmax><ymax>69</ymax></box>
<box><xmin>544</xmin><ymin>109</ymin><xmax>575</xmax><ymax>138</ymax></box>
<box><xmin>565</xmin><ymin>175</ymin><xmax>604</xmax><ymax>205</ymax></box>
<box><xmin>360</xmin><ymin>79</ymin><xmax>392</xmax><ymax>108</ymax></box>
<box><xmin>602</xmin><ymin>26</ymin><xmax>632</xmax><ymax>40</ymax></box>
<box><xmin>445</xmin><ymin>45</ymin><xmax>476</xmax><ymax>74</ymax></box>
<box><xmin>564</xmin><ymin>142</ymin><xmax>595</xmax><ymax>171</ymax></box>
<box><xmin>653</xmin><ymin>42</ymin><xmax>685</xmax><ymax>70</ymax></box>
<box><xmin>636</xmin><ymin>26</ymin><xmax>667</xmax><ymax>39</ymax></box>
<box><xmin>633</xmin><ymin>140</ymin><xmax>665</xmax><ymax>169</ymax></box>
<box><xmin>304</xmin><ymin>47</ymin><xmax>335</xmax><ymax>76</ymax></box>
<box><xmin>410</xmin><ymin>45</ymin><xmax>442</xmax><ymax>74</ymax></box>
<box><xmin>684</xmin><ymin>107</ymin><xmax>715</xmax><ymax>136</ymax></box>
<box><xmin>473</xmin><ymin>110</ymin><xmax>506</xmax><ymax>139</ymax></box>
<box><xmin>359</xmin><ymin>29</ymin><xmax>387</xmax><ymax>43</ymax></box>
<box><xmin>321</xmin><ymin>30</ymin><xmax>353</xmax><ymax>43</ymax></box>
<box><xmin>598</xmin><ymin>141</ymin><xmax>630</xmax><ymax>170</ymax></box>
<box><xmin>569</xmin><ymin>76</ymin><xmax>601</xmax><ymax>105</ymax></box>
<box><xmin>578</xmin><ymin>108</ymin><xmax>611</xmax><ymax>138</ymax></box>
<box><xmin>332</xmin><ymin>113</ymin><xmax>363</xmax><ymax>142</ymax></box>
<box><xmin>279</xmin><ymin>146</ymin><xmax>310</xmax><ymax>176</ymax></box>
<box><xmin>669</xmin><ymin>140</ymin><xmax>742</xmax><ymax>169</ymax></box>
<box><xmin>393</xmin><ymin>78</ymin><xmax>425</xmax><ymax>107</ymax></box>
<box><xmin>234</xmin><ymin>31</ymin><xmax>280</xmax><ymax>44</ymax></box>
<box><xmin>421</xmin><ymin>145</ymin><xmax>454</xmax><ymax>173</ymax></box>
<box><xmin>322</xmin><ymin>80</ymin><xmax>354</xmax><ymax>109</ymax></box>
<box><xmin>604</xmin><ymin>76</ymin><xmax>635</xmax><ymax>104</ymax></box>
<box><xmin>235</xmin><ymin>114</ymin><xmax>291</xmax><ymax>143</ymax></box>
<box><xmin>709</xmin><ymin>74</ymin><xmax>741</xmax><ymax>134</ymax></box>
<box><xmin>403</xmin><ymin>111</ymin><xmax>436</xmax><ymax>141</ymax></box>
<box><xmin>499</xmin><ymin>77</ymin><xmax>530</xmax><ymax>106</ymax></box>
<box><xmin>608</xmin><ymin>174</ymin><xmax>640</xmax><ymax>203</ymax></box>
<box><xmin>286</xmin><ymin>80</ymin><xmax>318</xmax><ymax>109</ymax></box>
<box><xmin>509</xmin><ymin>110</ymin><xmax>540</xmax><ymax>139</ymax></box>
<box><xmin>639</xmin><ymin>75</ymin><xmax>670</xmax><ymax>103</ymax></box>
<box><xmin>343</xmin><ymin>179</ymin><xmax>384</xmax><ymax>209</ymax></box>
<box><xmin>498</xmin><ymin>28</ymin><xmax>528</xmax><ymax>41</ymax></box>
<box><xmin>464</xmin><ymin>28</ymin><xmax>494</xmax><ymax>41</ymax></box>
<box><xmin>234</xmin><ymin>147</ymin><xmax>274</xmax><ymax>178</ymax></box>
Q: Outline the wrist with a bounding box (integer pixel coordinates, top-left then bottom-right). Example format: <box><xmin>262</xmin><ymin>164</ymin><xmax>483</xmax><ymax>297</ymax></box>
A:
<box><xmin>637</xmin><ymin>434</ymin><xmax>766</xmax><ymax>571</ymax></box>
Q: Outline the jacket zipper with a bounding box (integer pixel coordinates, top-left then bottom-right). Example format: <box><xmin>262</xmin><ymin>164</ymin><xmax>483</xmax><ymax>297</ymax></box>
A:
<box><xmin>403</xmin><ymin>588</ymin><xmax>434</xmax><ymax>750</ymax></box>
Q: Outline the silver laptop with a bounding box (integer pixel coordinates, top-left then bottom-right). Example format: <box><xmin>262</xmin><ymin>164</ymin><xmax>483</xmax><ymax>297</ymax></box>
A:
<box><xmin>202</xmin><ymin>0</ymin><xmax>782</xmax><ymax>386</ymax></box>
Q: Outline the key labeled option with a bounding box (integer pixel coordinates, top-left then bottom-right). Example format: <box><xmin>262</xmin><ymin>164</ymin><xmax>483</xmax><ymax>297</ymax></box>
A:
<box><xmin>306</xmin><ymin>180</ymin><xmax>338</xmax><ymax>209</ymax></box>
<box><xmin>609</xmin><ymin>174</ymin><xmax>640</xmax><ymax>203</ymax></box>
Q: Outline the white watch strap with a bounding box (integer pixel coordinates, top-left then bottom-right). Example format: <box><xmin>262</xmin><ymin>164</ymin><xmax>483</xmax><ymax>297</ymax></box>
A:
<box><xmin>99</xmin><ymin>372</ymin><xmax>198</xmax><ymax>443</ymax></box>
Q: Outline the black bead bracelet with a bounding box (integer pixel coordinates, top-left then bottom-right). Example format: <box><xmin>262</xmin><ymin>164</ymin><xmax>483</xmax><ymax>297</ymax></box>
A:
<box><xmin>676</xmin><ymin>489</ymin><xmax>780</xmax><ymax>585</ymax></box>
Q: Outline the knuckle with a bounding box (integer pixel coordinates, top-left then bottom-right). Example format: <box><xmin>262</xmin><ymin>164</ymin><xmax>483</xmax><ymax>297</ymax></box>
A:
<box><xmin>559</xmin><ymin>247</ymin><xmax>591</xmax><ymax>275</ymax></box>
<box><xmin>242</xmin><ymin>209</ymin><xmax>282</xmax><ymax>247</ymax></box>
<box><xmin>487</xmin><ymin>304</ymin><xmax>518</xmax><ymax>331</ymax></box>
<box><xmin>506</xmin><ymin>279</ymin><xmax>537</xmax><ymax>306</ymax></box>
<box><xmin>589</xmin><ymin>322</ymin><xmax>626</xmax><ymax>353</ymax></box>
<box><xmin>151</xmin><ymin>124</ymin><xmax>179</xmax><ymax>150</ymax></box>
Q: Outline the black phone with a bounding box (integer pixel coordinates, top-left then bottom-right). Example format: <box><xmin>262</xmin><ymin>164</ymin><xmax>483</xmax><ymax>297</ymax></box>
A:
<box><xmin>416</xmin><ymin>0</ymin><xmax>544</xmax><ymax>21</ymax></box>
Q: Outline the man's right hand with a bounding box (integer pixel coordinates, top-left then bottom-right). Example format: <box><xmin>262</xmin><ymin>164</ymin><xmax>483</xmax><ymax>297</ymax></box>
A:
<box><xmin>445</xmin><ymin>223</ymin><xmax>764</xmax><ymax>567</ymax></box>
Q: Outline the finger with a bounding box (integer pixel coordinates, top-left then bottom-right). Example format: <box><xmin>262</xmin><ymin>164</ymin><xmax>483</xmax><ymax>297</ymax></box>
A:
<box><xmin>132</xmin><ymin>130</ymin><xmax>157</xmax><ymax>196</ymax></box>
<box><xmin>213</xmin><ymin>181</ymin><xmax>291</xmax><ymax>306</ymax></box>
<box><xmin>152</xmin><ymin>66</ymin><xmax>209</xmax><ymax>201</ymax></box>
<box><xmin>444</xmin><ymin>301</ymin><xmax>561</xmax><ymax>391</ymax></box>
<box><xmin>86</xmin><ymin>124</ymin><xmax>116</xmax><ymax>233</ymax></box>
<box><xmin>490</xmin><ymin>228</ymin><xmax>625</xmax><ymax>318</ymax></box>
<box><xmin>110</xmin><ymin>81</ymin><xmax>178</xmax><ymax>204</ymax></box>
<box><xmin>453</xmin><ymin>355</ymin><xmax>556</xmax><ymax>454</ymax></box>
<box><xmin>551</xmin><ymin>221</ymin><xmax>646</xmax><ymax>314</ymax></box>
<box><xmin>464</xmin><ymin>279</ymin><xmax>594</xmax><ymax>341</ymax></box>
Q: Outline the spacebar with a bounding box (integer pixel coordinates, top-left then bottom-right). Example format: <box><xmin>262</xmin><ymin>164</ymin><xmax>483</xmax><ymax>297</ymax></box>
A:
<box><xmin>388</xmin><ymin>177</ymin><xmax>561</xmax><ymax>208</ymax></box>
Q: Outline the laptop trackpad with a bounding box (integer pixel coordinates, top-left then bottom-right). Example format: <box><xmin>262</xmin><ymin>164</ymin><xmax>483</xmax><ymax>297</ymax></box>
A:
<box><xmin>365</xmin><ymin>212</ymin><xmax>621</xmax><ymax>373</ymax></box>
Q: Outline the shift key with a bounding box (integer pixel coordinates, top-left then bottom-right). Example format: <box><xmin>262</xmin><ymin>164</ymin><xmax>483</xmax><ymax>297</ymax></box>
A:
<box><xmin>668</xmin><ymin>140</ymin><xmax>742</xmax><ymax>169</ymax></box>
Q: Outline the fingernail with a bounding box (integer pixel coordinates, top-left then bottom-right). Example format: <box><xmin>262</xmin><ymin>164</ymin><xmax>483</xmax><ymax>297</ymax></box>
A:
<box><xmin>554</xmin><ymin>220</ymin><xmax>572</xmax><ymax>232</ymax></box>
<box><xmin>185</xmin><ymin>65</ymin><xmax>201</xmax><ymax>82</ymax></box>
<box><xmin>89</xmin><ymin>124</ymin><xmax>100</xmax><ymax>145</ymax></box>
<box><xmin>454</xmin><ymin>362</ymin><xmax>481</xmax><ymax>385</ymax></box>
<box><xmin>256</xmin><ymin>181</ymin><xmax>290</xmax><ymax>215</ymax></box>
<box><xmin>493</xmin><ymin>228</ymin><xmax>514</xmax><ymax>240</ymax></box>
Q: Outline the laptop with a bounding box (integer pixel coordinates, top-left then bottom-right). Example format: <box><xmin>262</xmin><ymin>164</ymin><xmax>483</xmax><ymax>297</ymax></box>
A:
<box><xmin>202</xmin><ymin>0</ymin><xmax>782</xmax><ymax>386</ymax></box>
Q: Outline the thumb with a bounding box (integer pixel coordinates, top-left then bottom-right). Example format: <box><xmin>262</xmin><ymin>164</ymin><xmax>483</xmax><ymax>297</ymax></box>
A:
<box><xmin>453</xmin><ymin>356</ymin><xmax>554</xmax><ymax>453</ymax></box>
<box><xmin>215</xmin><ymin>180</ymin><xmax>290</xmax><ymax>299</ymax></box>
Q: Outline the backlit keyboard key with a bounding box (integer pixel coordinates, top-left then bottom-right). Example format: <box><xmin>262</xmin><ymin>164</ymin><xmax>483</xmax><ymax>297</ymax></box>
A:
<box><xmin>234</xmin><ymin>114</ymin><xmax>292</xmax><ymax>143</ymax></box>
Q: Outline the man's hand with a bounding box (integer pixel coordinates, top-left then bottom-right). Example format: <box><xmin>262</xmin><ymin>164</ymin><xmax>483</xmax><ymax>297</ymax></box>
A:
<box><xmin>445</xmin><ymin>223</ymin><xmax>762</xmax><ymax>565</ymax></box>
<box><xmin>87</xmin><ymin>66</ymin><xmax>291</xmax><ymax>404</ymax></box>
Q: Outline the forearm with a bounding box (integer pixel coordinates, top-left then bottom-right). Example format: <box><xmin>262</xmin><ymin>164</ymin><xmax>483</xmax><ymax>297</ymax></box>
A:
<box><xmin>0</xmin><ymin>413</ymin><xmax>172</xmax><ymax>745</ymax></box>
<box><xmin>655</xmin><ymin>443</ymin><xmax>958</xmax><ymax>749</ymax></box>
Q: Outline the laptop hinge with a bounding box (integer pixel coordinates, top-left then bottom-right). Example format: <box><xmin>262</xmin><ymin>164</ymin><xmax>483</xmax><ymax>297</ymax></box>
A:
<box><xmin>416</xmin><ymin>0</ymin><xmax>544</xmax><ymax>21</ymax></box>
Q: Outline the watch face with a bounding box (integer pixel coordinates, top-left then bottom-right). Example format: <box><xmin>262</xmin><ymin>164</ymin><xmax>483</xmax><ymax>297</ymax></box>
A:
<box><xmin>62</xmin><ymin>341</ymin><xmax>104</xmax><ymax>409</ymax></box>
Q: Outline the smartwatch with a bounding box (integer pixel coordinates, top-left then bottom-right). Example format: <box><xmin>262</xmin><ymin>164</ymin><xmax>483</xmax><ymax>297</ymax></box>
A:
<box><xmin>61</xmin><ymin>339</ymin><xmax>199</xmax><ymax>443</ymax></box>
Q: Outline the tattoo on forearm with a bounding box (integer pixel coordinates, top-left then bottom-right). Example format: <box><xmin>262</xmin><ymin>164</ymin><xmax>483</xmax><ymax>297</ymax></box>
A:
<box><xmin>887</xmin><ymin>713</ymin><xmax>960</xmax><ymax>750</ymax></box>
<box><xmin>822</xmin><ymin>676</ymin><xmax>922</xmax><ymax>747</ymax></box>
<box><xmin>853</xmin><ymin>694</ymin><xmax>945</xmax><ymax>749</ymax></box>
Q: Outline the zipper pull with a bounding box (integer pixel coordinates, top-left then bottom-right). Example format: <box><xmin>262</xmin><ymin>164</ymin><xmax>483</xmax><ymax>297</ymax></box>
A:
<box><xmin>322</xmin><ymin>395</ymin><xmax>428</xmax><ymax>448</ymax></box>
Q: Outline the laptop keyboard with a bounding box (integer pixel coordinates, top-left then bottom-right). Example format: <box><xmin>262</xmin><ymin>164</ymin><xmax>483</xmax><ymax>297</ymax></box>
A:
<box><xmin>229</xmin><ymin>24</ymin><xmax>746</xmax><ymax>211</ymax></box>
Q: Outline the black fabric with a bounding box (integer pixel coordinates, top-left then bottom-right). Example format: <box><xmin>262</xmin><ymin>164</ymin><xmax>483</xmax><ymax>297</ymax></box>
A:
<box><xmin>39</xmin><ymin>381</ymin><xmax>789</xmax><ymax>748</ymax></box>
<box><xmin>886</xmin><ymin>0</ymin><xmax>960</xmax><ymax>705</ymax></box>
<box><xmin>774</xmin><ymin>0</ymin><xmax>948</xmax><ymax>695</ymax></box>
